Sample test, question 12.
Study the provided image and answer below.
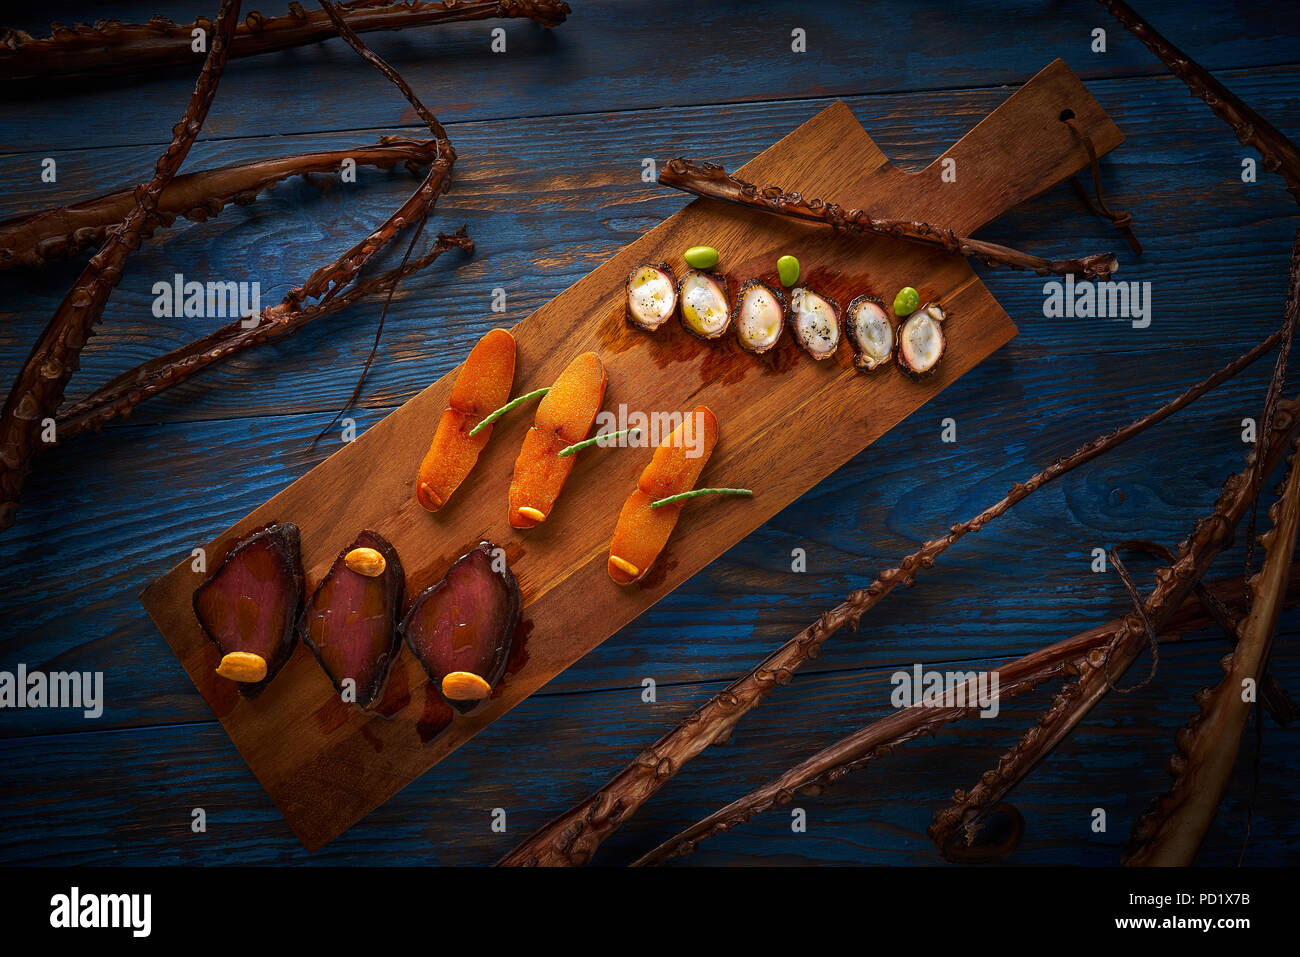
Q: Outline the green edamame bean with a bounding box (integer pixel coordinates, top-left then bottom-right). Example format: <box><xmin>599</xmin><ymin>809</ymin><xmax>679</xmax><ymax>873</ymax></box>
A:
<box><xmin>893</xmin><ymin>286</ymin><xmax>920</xmax><ymax>316</ymax></box>
<box><xmin>777</xmin><ymin>254</ymin><xmax>800</xmax><ymax>287</ymax></box>
<box><xmin>684</xmin><ymin>246</ymin><xmax>719</xmax><ymax>269</ymax></box>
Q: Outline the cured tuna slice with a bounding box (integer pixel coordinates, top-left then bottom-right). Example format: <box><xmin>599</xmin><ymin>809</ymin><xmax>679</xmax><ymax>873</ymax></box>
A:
<box><xmin>299</xmin><ymin>530</ymin><xmax>405</xmax><ymax>710</ymax></box>
<box><xmin>400</xmin><ymin>543</ymin><xmax>520</xmax><ymax>713</ymax></box>
<box><xmin>193</xmin><ymin>523</ymin><xmax>304</xmax><ymax>698</ymax></box>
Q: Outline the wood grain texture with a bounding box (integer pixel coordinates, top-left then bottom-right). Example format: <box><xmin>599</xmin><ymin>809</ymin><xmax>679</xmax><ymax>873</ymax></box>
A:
<box><xmin>0</xmin><ymin>638</ymin><xmax>1294</xmax><ymax>865</ymax></box>
<box><xmin>1</xmin><ymin>0</ymin><xmax>1297</xmax><ymax>152</ymax></box>
<box><xmin>134</xmin><ymin>62</ymin><xmax>1123</xmax><ymax>850</ymax></box>
<box><xmin>2</xmin><ymin>0</ymin><xmax>1298</xmax><ymax>867</ymax></box>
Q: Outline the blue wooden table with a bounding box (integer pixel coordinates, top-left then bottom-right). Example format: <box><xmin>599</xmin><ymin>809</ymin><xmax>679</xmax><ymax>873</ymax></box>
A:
<box><xmin>1</xmin><ymin>0</ymin><xmax>1298</xmax><ymax>866</ymax></box>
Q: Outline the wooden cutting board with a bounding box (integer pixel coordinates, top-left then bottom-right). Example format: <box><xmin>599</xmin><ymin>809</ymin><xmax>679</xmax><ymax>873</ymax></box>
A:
<box><xmin>141</xmin><ymin>59</ymin><xmax>1122</xmax><ymax>851</ymax></box>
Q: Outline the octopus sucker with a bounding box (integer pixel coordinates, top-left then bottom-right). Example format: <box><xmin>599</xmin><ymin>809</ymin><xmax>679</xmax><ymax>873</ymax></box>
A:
<box><xmin>192</xmin><ymin>522</ymin><xmax>304</xmax><ymax>698</ymax></box>
<box><xmin>677</xmin><ymin>268</ymin><xmax>731</xmax><ymax>340</ymax></box>
<box><xmin>789</xmin><ymin>286</ymin><xmax>841</xmax><ymax>360</ymax></box>
<box><xmin>896</xmin><ymin>301</ymin><xmax>947</xmax><ymax>377</ymax></box>
<box><xmin>400</xmin><ymin>543</ymin><xmax>521</xmax><ymax>713</ymax></box>
<box><xmin>846</xmin><ymin>295</ymin><xmax>894</xmax><ymax>371</ymax></box>
<box><xmin>625</xmin><ymin>263</ymin><xmax>678</xmax><ymax>331</ymax></box>
<box><xmin>734</xmin><ymin>279</ymin><xmax>787</xmax><ymax>354</ymax></box>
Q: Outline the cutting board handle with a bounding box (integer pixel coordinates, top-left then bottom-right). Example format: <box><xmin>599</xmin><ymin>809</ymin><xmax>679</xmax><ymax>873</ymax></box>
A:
<box><xmin>890</xmin><ymin>59</ymin><xmax>1124</xmax><ymax>236</ymax></box>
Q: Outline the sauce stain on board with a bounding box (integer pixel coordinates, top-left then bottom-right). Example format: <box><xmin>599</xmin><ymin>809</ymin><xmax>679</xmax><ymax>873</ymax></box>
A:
<box><xmin>416</xmin><ymin>684</ymin><xmax>454</xmax><ymax>744</ymax></box>
<box><xmin>207</xmin><ymin>657</ymin><xmax>241</xmax><ymax>719</ymax></box>
<box><xmin>312</xmin><ymin>692</ymin><xmax>350</xmax><ymax>735</ymax></box>
<box><xmin>359</xmin><ymin>722</ymin><xmax>385</xmax><ymax>754</ymax></box>
<box><xmin>505</xmin><ymin>617</ymin><xmax>534</xmax><ymax>678</ymax></box>
<box><xmin>638</xmin><ymin>555</ymin><xmax>678</xmax><ymax>590</ymax></box>
<box><xmin>373</xmin><ymin>654</ymin><xmax>412</xmax><ymax>718</ymax></box>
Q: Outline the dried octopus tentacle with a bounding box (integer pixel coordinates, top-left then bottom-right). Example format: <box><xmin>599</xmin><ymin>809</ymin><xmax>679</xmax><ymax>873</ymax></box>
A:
<box><xmin>927</xmin><ymin>393</ymin><xmax>1300</xmax><ymax>862</ymax></box>
<box><xmin>631</xmin><ymin>559</ymin><xmax>1300</xmax><ymax>866</ymax></box>
<box><xmin>1116</xmin><ymin>538</ymin><xmax>1296</xmax><ymax>725</ymax></box>
<box><xmin>658</xmin><ymin>159</ymin><xmax>1120</xmax><ymax>280</ymax></box>
<box><xmin>635</xmin><ymin>641</ymin><xmax>1105</xmax><ymax>866</ymax></box>
<box><xmin>55</xmin><ymin>228</ymin><xmax>473</xmax><ymax>440</ymax></box>
<box><xmin>308</xmin><ymin>194</ymin><xmax>431</xmax><ymax>446</ymax></box>
<box><xmin>932</xmin><ymin>237</ymin><xmax>1299</xmax><ymax>859</ymax></box>
<box><xmin>0</xmin><ymin>137</ymin><xmax>436</xmax><ymax>271</ymax></box>
<box><xmin>1096</xmin><ymin>0</ymin><xmax>1300</xmax><ymax>206</ymax></box>
<box><xmin>1124</xmin><ymin>439</ymin><xmax>1300</xmax><ymax>865</ymax></box>
<box><xmin>287</xmin><ymin>0</ymin><xmax>455</xmax><ymax>312</ymax></box>
<box><xmin>0</xmin><ymin>0</ymin><xmax>242</xmax><ymax>532</ymax></box>
<box><xmin>52</xmin><ymin>0</ymin><xmax>463</xmax><ymax>441</ymax></box>
<box><xmin>1239</xmin><ymin>232</ymin><xmax>1300</xmax><ymax>604</ymax></box>
<box><xmin>1194</xmin><ymin>584</ymin><xmax>1297</xmax><ymax>727</ymax></box>
<box><xmin>0</xmin><ymin>1</ymin><xmax>572</xmax><ymax>83</ymax></box>
<box><xmin>496</xmin><ymin>331</ymin><xmax>1281</xmax><ymax>867</ymax></box>
<box><xmin>1102</xmin><ymin>546</ymin><xmax>1159</xmax><ymax>694</ymax></box>
<box><xmin>1061</xmin><ymin>114</ymin><xmax>1142</xmax><ymax>256</ymax></box>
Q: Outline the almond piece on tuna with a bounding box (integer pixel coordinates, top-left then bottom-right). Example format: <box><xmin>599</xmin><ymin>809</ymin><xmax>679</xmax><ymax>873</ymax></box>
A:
<box><xmin>344</xmin><ymin>546</ymin><xmax>387</xmax><ymax>577</ymax></box>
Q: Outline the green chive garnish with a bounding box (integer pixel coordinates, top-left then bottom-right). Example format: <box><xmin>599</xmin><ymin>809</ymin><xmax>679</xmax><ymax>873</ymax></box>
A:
<box><xmin>558</xmin><ymin>427</ymin><xmax>641</xmax><ymax>457</ymax></box>
<box><xmin>467</xmin><ymin>387</ymin><xmax>549</xmax><ymax>437</ymax></box>
<box><xmin>651</xmin><ymin>487</ymin><xmax>753</xmax><ymax>508</ymax></box>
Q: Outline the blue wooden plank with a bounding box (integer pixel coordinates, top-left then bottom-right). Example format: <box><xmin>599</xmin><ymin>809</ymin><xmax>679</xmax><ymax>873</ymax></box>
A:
<box><xmin>2</xmin><ymin>1</ymin><xmax>1299</xmax><ymax>153</ymax></box>
<box><xmin>0</xmin><ymin>638</ymin><xmax>1295</xmax><ymax>865</ymax></box>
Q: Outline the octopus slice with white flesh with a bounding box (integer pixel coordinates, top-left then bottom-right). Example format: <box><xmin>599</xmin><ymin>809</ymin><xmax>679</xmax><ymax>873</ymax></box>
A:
<box><xmin>790</xmin><ymin>286</ymin><xmax>841</xmax><ymax>360</ymax></box>
<box><xmin>734</xmin><ymin>280</ymin><xmax>787</xmax><ymax>354</ymax></box>
<box><xmin>678</xmin><ymin>269</ymin><xmax>731</xmax><ymax>339</ymax></box>
<box><xmin>846</xmin><ymin>295</ymin><xmax>894</xmax><ymax>371</ymax></box>
<box><xmin>625</xmin><ymin>263</ymin><xmax>677</xmax><ymax>331</ymax></box>
<box><xmin>896</xmin><ymin>301</ymin><xmax>947</xmax><ymax>377</ymax></box>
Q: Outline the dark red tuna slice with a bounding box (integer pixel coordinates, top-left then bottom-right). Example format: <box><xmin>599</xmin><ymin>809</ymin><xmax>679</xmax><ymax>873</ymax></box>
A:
<box><xmin>400</xmin><ymin>543</ymin><xmax>520</xmax><ymax>713</ymax></box>
<box><xmin>193</xmin><ymin>523</ymin><xmax>304</xmax><ymax>698</ymax></box>
<box><xmin>299</xmin><ymin>530</ymin><xmax>405</xmax><ymax>710</ymax></box>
